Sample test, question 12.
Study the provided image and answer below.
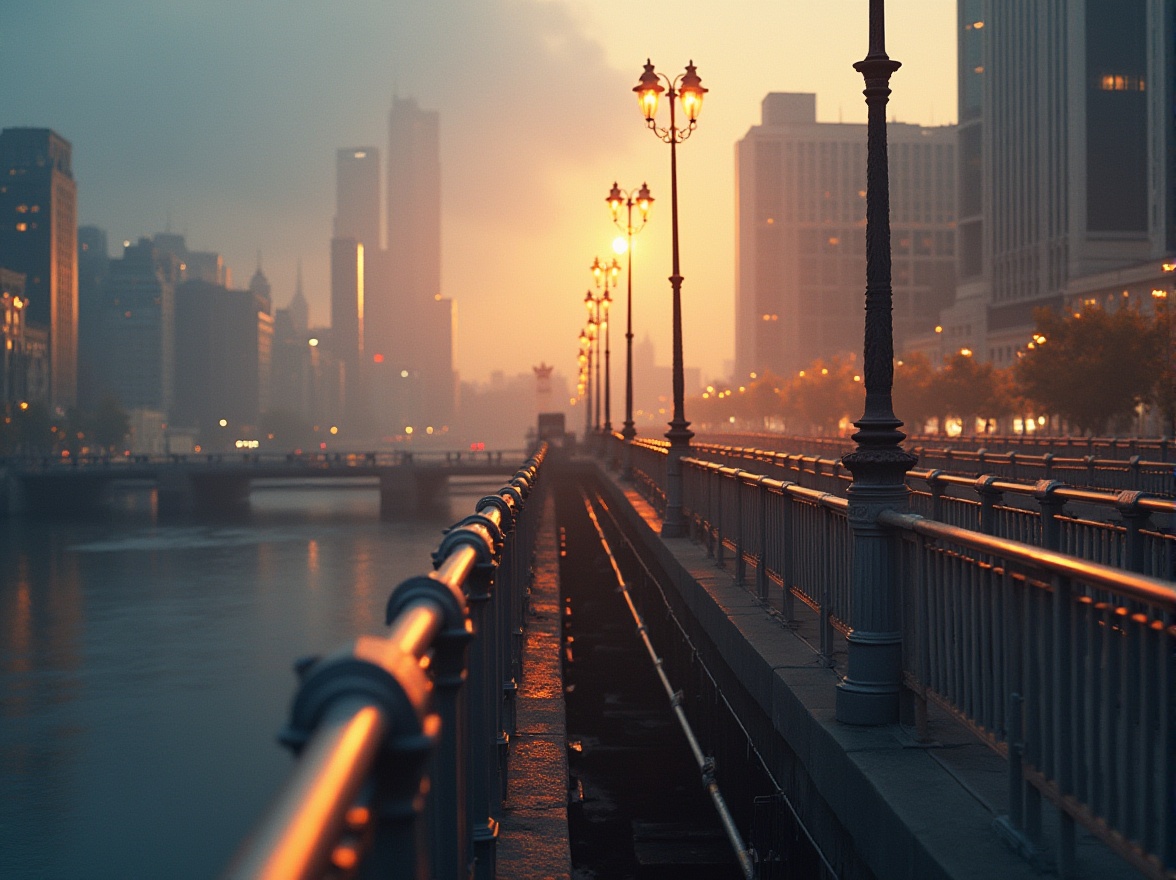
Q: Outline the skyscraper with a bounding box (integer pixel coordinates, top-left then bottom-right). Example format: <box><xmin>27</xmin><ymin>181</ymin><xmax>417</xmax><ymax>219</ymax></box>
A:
<box><xmin>387</xmin><ymin>97</ymin><xmax>440</xmax><ymax>308</ymax></box>
<box><xmin>335</xmin><ymin>148</ymin><xmax>381</xmax><ymax>249</ymax></box>
<box><xmin>96</xmin><ymin>238</ymin><xmax>179</xmax><ymax>414</ymax></box>
<box><xmin>0</xmin><ymin>128</ymin><xmax>78</xmax><ymax>409</ymax></box>
<box><xmin>376</xmin><ymin>95</ymin><xmax>454</xmax><ymax>433</ymax></box>
<box><xmin>735</xmin><ymin>94</ymin><xmax>956</xmax><ymax>378</ymax></box>
<box><xmin>330</xmin><ymin>236</ymin><xmax>364</xmax><ymax>426</ymax></box>
<box><xmin>947</xmin><ymin>0</ymin><xmax>1176</xmax><ymax>363</ymax></box>
<box><xmin>76</xmin><ymin>225</ymin><xmax>110</xmax><ymax>411</ymax></box>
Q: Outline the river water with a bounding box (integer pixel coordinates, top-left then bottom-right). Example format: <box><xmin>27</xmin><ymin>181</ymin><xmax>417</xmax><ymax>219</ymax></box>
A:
<box><xmin>0</xmin><ymin>480</ymin><xmax>498</xmax><ymax>880</ymax></box>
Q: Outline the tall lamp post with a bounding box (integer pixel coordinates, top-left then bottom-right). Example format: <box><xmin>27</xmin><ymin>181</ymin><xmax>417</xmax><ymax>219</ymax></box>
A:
<box><xmin>633</xmin><ymin>59</ymin><xmax>707</xmax><ymax>538</ymax></box>
<box><xmin>590</xmin><ymin>256</ymin><xmax>620</xmax><ymax>432</ymax></box>
<box><xmin>836</xmin><ymin>0</ymin><xmax>918</xmax><ymax>726</ymax></box>
<box><xmin>607</xmin><ymin>182</ymin><xmax>654</xmax><ymax>479</ymax></box>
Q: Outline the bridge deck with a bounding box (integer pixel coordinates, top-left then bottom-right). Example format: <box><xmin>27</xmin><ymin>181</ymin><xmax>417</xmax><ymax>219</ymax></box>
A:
<box><xmin>588</xmin><ymin>457</ymin><xmax>1139</xmax><ymax>880</ymax></box>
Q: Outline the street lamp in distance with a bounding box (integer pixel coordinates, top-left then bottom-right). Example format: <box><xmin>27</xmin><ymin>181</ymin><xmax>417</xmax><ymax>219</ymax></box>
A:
<box><xmin>633</xmin><ymin>58</ymin><xmax>707</xmax><ymax>538</ymax></box>
<box><xmin>607</xmin><ymin>181</ymin><xmax>653</xmax><ymax>479</ymax></box>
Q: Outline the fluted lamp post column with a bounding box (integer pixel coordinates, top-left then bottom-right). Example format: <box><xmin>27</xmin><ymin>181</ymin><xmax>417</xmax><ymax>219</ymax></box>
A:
<box><xmin>590</xmin><ymin>256</ymin><xmax>620</xmax><ymax>433</ymax></box>
<box><xmin>836</xmin><ymin>0</ymin><xmax>918</xmax><ymax>726</ymax></box>
<box><xmin>607</xmin><ymin>182</ymin><xmax>653</xmax><ymax>480</ymax></box>
<box><xmin>633</xmin><ymin>59</ymin><xmax>707</xmax><ymax>538</ymax></box>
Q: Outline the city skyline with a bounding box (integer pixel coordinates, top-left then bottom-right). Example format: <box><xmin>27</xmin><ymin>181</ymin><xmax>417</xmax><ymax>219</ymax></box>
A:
<box><xmin>1</xmin><ymin>0</ymin><xmax>957</xmax><ymax>385</ymax></box>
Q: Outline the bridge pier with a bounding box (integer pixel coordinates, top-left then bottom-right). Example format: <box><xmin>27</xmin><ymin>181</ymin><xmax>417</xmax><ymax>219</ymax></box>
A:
<box><xmin>157</xmin><ymin>472</ymin><xmax>252</xmax><ymax>515</ymax></box>
<box><xmin>378</xmin><ymin>470</ymin><xmax>448</xmax><ymax>519</ymax></box>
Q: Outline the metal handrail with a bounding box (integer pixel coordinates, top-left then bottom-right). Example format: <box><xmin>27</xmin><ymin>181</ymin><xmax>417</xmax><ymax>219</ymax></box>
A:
<box><xmin>223</xmin><ymin>443</ymin><xmax>548</xmax><ymax>880</ymax></box>
<box><xmin>626</xmin><ymin>445</ymin><xmax>1176</xmax><ymax>876</ymax></box>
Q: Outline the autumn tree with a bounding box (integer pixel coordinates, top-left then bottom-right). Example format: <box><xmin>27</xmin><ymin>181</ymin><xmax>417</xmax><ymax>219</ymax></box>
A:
<box><xmin>892</xmin><ymin>353</ymin><xmax>938</xmax><ymax>434</ymax></box>
<box><xmin>781</xmin><ymin>356</ymin><xmax>863</xmax><ymax>435</ymax></box>
<box><xmin>931</xmin><ymin>352</ymin><xmax>1013</xmax><ymax>434</ymax></box>
<box><xmin>1014</xmin><ymin>304</ymin><xmax>1161</xmax><ymax>435</ymax></box>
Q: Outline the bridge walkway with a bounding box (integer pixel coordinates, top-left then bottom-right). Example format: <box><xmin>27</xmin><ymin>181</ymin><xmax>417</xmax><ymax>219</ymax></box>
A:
<box><xmin>585</xmin><ymin>456</ymin><xmax>1140</xmax><ymax>880</ymax></box>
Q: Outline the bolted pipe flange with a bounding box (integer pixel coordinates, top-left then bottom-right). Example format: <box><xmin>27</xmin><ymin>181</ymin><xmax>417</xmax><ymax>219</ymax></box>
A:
<box><xmin>441</xmin><ymin>513</ymin><xmax>504</xmax><ymax>553</ymax></box>
<box><xmin>434</xmin><ymin>524</ymin><xmax>498</xmax><ymax>598</ymax></box>
<box><xmin>476</xmin><ymin>495</ymin><xmax>515</xmax><ymax>535</ymax></box>
<box><xmin>385</xmin><ymin>573</ymin><xmax>468</xmax><ymax>632</ymax></box>
<box><xmin>279</xmin><ymin>636</ymin><xmax>434</xmax><ymax>755</ymax></box>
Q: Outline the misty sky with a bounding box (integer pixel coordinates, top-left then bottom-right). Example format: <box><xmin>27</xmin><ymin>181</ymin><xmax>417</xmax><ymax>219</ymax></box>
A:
<box><xmin>3</xmin><ymin>1</ymin><xmax>956</xmax><ymax>386</ymax></box>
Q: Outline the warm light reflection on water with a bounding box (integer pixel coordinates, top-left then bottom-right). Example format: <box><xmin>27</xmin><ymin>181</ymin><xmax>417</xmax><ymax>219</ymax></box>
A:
<box><xmin>0</xmin><ymin>482</ymin><xmax>473</xmax><ymax>880</ymax></box>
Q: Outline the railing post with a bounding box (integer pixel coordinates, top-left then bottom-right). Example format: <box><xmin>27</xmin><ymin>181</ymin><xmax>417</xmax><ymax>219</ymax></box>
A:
<box><xmin>781</xmin><ymin>483</ymin><xmax>796</xmax><ymax>621</ymax></box>
<box><xmin>385</xmin><ymin>576</ymin><xmax>472</xmax><ymax>880</ymax></box>
<box><xmin>927</xmin><ymin>469</ymin><xmax>945</xmax><ymax>522</ymax></box>
<box><xmin>1033</xmin><ymin>480</ymin><xmax>1065</xmax><ymax>552</ymax></box>
<box><xmin>444</xmin><ymin>519</ymin><xmax>502</xmax><ymax>880</ymax></box>
<box><xmin>1115</xmin><ymin>490</ymin><xmax>1151</xmax><ymax>574</ymax></box>
<box><xmin>734</xmin><ymin>472</ymin><xmax>746</xmax><ymax>586</ymax></box>
<box><xmin>755</xmin><ymin>476</ymin><xmax>769</xmax><ymax>601</ymax></box>
<box><xmin>974</xmin><ymin>474</ymin><xmax>1001</xmax><ymax>535</ymax></box>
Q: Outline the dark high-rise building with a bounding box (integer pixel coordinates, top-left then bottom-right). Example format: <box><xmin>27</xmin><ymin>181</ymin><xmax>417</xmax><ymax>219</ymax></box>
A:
<box><xmin>77</xmin><ymin>226</ymin><xmax>110</xmax><ymax>411</ymax></box>
<box><xmin>735</xmin><ymin>94</ymin><xmax>956</xmax><ymax>378</ymax></box>
<box><xmin>0</xmin><ymin>128</ymin><xmax>78</xmax><ymax>409</ymax></box>
<box><xmin>377</xmin><ymin>96</ymin><xmax>454</xmax><ymax>433</ymax></box>
<box><xmin>946</xmin><ymin>0</ymin><xmax>1176</xmax><ymax>365</ymax></box>
<box><xmin>335</xmin><ymin>148</ymin><xmax>381</xmax><ymax>250</ymax></box>
<box><xmin>173</xmin><ymin>279</ymin><xmax>272</xmax><ymax>445</ymax></box>
<box><xmin>387</xmin><ymin>97</ymin><xmax>440</xmax><ymax>308</ymax></box>
<box><xmin>96</xmin><ymin>238</ymin><xmax>179</xmax><ymax>414</ymax></box>
<box><xmin>329</xmin><ymin>237</ymin><xmax>364</xmax><ymax>426</ymax></box>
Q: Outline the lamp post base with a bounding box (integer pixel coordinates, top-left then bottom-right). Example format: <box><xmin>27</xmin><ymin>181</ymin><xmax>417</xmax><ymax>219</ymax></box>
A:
<box><xmin>661</xmin><ymin>418</ymin><xmax>693</xmax><ymax>538</ymax></box>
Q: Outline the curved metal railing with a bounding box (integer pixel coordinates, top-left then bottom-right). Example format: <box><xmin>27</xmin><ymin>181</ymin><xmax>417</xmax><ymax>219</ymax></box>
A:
<box><xmin>223</xmin><ymin>443</ymin><xmax>548</xmax><ymax>880</ymax></box>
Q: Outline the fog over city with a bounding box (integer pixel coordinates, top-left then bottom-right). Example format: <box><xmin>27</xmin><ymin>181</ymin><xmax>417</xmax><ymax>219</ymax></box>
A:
<box><xmin>2</xmin><ymin>1</ymin><xmax>955</xmax><ymax>385</ymax></box>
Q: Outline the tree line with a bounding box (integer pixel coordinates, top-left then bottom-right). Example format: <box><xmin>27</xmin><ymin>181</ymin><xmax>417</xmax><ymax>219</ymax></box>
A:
<box><xmin>694</xmin><ymin>303</ymin><xmax>1175</xmax><ymax>437</ymax></box>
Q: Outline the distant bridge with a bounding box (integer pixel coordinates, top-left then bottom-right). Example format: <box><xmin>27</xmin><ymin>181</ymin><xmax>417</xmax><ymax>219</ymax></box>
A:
<box><xmin>0</xmin><ymin>449</ymin><xmax>525</xmax><ymax>517</ymax></box>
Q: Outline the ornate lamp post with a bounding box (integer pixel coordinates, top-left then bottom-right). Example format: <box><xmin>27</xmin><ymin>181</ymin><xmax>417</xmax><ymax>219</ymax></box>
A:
<box><xmin>590</xmin><ymin>256</ymin><xmax>620</xmax><ymax>432</ymax></box>
<box><xmin>633</xmin><ymin>59</ymin><xmax>707</xmax><ymax>538</ymax></box>
<box><xmin>607</xmin><ymin>182</ymin><xmax>653</xmax><ymax>478</ymax></box>
<box><xmin>836</xmin><ymin>0</ymin><xmax>918</xmax><ymax>726</ymax></box>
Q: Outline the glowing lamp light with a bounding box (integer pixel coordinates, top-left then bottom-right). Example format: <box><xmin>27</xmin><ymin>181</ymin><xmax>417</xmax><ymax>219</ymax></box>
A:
<box><xmin>219</xmin><ymin>418</ymin><xmax>228</xmax><ymax>427</ymax></box>
<box><xmin>373</xmin><ymin>353</ymin><xmax>384</xmax><ymax>363</ymax></box>
<box><xmin>607</xmin><ymin>182</ymin><xmax>624</xmax><ymax>219</ymax></box>
<box><xmin>329</xmin><ymin>426</ymin><xmax>339</xmax><ymax>435</ymax></box>
<box><xmin>308</xmin><ymin>338</ymin><xmax>319</xmax><ymax>347</ymax></box>
<box><xmin>400</xmin><ymin>370</ymin><xmax>409</xmax><ymax>378</ymax></box>
<box><xmin>634</xmin><ymin>59</ymin><xmax>664</xmax><ymax>121</ymax></box>
<box><xmin>405</xmin><ymin>426</ymin><xmax>414</xmax><ymax>435</ymax></box>
<box><xmin>613</xmin><ymin>236</ymin><xmax>628</xmax><ymax>255</ymax></box>
<box><xmin>678</xmin><ymin>61</ymin><xmax>707</xmax><ymax>123</ymax></box>
<box><xmin>636</xmin><ymin>182</ymin><xmax>653</xmax><ymax>218</ymax></box>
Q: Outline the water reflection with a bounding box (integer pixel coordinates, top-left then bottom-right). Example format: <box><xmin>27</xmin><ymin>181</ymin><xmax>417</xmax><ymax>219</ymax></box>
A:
<box><xmin>0</xmin><ymin>482</ymin><xmax>472</xmax><ymax>880</ymax></box>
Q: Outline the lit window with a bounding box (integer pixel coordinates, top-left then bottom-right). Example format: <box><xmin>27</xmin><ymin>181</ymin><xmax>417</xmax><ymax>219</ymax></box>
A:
<box><xmin>15</xmin><ymin>222</ymin><xmax>26</xmax><ymax>232</ymax></box>
<box><xmin>1100</xmin><ymin>74</ymin><xmax>1145</xmax><ymax>91</ymax></box>
<box><xmin>973</xmin><ymin>66</ymin><xmax>984</xmax><ymax>74</ymax></box>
